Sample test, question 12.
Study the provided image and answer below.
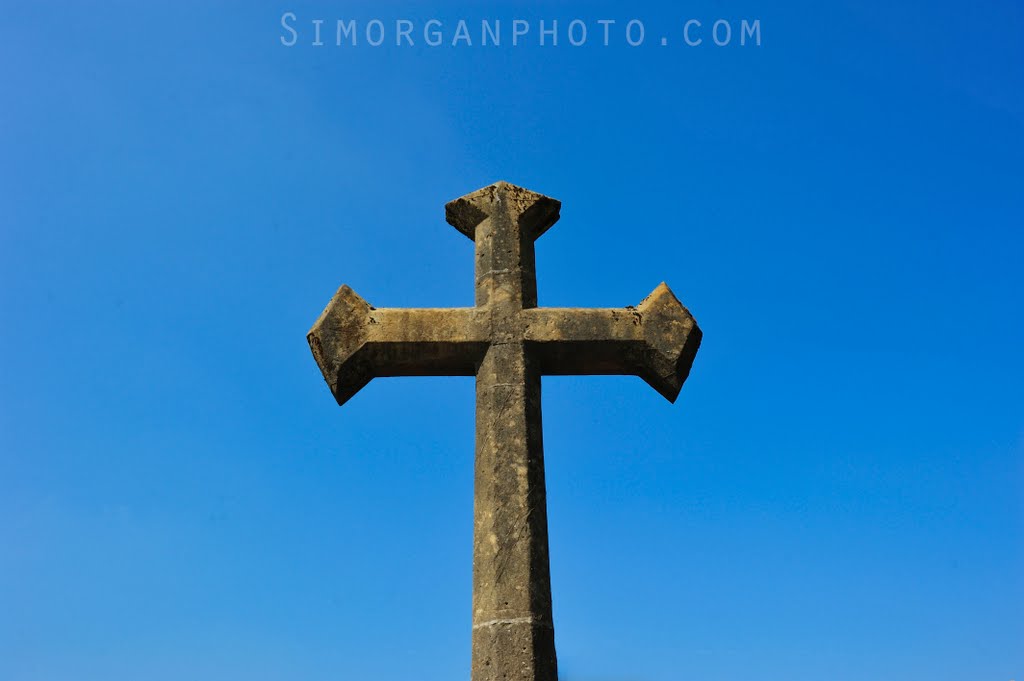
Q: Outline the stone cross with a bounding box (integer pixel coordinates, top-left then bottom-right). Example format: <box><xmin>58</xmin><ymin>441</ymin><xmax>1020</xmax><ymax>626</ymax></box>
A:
<box><xmin>308</xmin><ymin>181</ymin><xmax>702</xmax><ymax>681</ymax></box>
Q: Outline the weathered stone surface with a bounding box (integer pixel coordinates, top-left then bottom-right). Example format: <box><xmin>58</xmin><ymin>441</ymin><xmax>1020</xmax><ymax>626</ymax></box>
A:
<box><xmin>307</xmin><ymin>181</ymin><xmax>702</xmax><ymax>681</ymax></box>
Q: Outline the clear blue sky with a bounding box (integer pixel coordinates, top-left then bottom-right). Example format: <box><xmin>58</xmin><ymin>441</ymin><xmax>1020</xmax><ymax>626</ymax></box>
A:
<box><xmin>2</xmin><ymin>2</ymin><xmax>1021</xmax><ymax>680</ymax></box>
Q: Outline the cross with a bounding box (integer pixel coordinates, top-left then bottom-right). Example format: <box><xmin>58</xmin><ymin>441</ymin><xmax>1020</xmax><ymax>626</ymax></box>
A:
<box><xmin>308</xmin><ymin>181</ymin><xmax>702</xmax><ymax>681</ymax></box>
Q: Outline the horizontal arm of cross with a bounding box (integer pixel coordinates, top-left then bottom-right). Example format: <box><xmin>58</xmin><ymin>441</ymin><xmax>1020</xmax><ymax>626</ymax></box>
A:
<box><xmin>523</xmin><ymin>283</ymin><xmax>702</xmax><ymax>402</ymax></box>
<box><xmin>309</xmin><ymin>282</ymin><xmax>702</xmax><ymax>406</ymax></box>
<box><xmin>308</xmin><ymin>285</ymin><xmax>488</xmax><ymax>405</ymax></box>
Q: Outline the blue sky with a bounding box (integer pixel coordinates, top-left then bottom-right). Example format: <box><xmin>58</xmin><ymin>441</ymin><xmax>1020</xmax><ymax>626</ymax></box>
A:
<box><xmin>1</xmin><ymin>2</ymin><xmax>1021</xmax><ymax>680</ymax></box>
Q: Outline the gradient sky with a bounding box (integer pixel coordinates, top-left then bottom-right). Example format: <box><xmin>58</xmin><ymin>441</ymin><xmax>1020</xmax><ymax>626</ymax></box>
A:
<box><xmin>2</xmin><ymin>2</ymin><xmax>1022</xmax><ymax>680</ymax></box>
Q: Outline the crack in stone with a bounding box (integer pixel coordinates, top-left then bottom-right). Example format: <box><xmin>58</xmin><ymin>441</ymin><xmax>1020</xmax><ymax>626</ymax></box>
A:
<box><xmin>494</xmin><ymin>503</ymin><xmax>535</xmax><ymax>584</ymax></box>
<box><xmin>473</xmin><ymin>615</ymin><xmax>553</xmax><ymax>630</ymax></box>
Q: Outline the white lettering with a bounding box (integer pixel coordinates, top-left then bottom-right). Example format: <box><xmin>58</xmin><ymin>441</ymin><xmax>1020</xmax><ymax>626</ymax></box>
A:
<box><xmin>626</xmin><ymin>19</ymin><xmax>644</xmax><ymax>47</ymax></box>
<box><xmin>713</xmin><ymin>19</ymin><xmax>731</xmax><ymax>46</ymax></box>
<box><xmin>396</xmin><ymin>19</ymin><xmax>414</xmax><ymax>46</ymax></box>
<box><xmin>568</xmin><ymin>19</ymin><xmax>587</xmax><ymax>46</ymax></box>
<box><xmin>336</xmin><ymin>19</ymin><xmax>356</xmax><ymax>46</ymax></box>
<box><xmin>741</xmin><ymin>19</ymin><xmax>761</xmax><ymax>46</ymax></box>
<box><xmin>482</xmin><ymin>19</ymin><xmax>500</xmax><ymax>46</ymax></box>
<box><xmin>280</xmin><ymin>12</ymin><xmax>297</xmax><ymax>46</ymax></box>
<box><xmin>512</xmin><ymin>19</ymin><xmax>529</xmax><ymax>46</ymax></box>
<box><xmin>424</xmin><ymin>19</ymin><xmax>442</xmax><ymax>46</ymax></box>
<box><xmin>452</xmin><ymin>19</ymin><xmax>472</xmax><ymax>46</ymax></box>
<box><xmin>684</xmin><ymin>19</ymin><xmax>701</xmax><ymax>46</ymax></box>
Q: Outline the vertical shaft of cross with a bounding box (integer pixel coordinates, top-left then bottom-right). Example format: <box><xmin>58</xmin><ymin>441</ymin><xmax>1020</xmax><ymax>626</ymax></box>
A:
<box><xmin>470</xmin><ymin>183</ymin><xmax>558</xmax><ymax>681</ymax></box>
<box><xmin>473</xmin><ymin>344</ymin><xmax>555</xmax><ymax>680</ymax></box>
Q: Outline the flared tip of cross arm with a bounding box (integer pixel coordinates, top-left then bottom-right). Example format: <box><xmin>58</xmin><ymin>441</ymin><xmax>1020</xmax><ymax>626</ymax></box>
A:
<box><xmin>644</xmin><ymin>321</ymin><xmax>703</xmax><ymax>403</ymax></box>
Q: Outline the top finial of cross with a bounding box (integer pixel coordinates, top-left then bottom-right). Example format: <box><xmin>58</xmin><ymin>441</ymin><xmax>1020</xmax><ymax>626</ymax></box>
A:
<box><xmin>445</xmin><ymin>180</ymin><xmax>562</xmax><ymax>242</ymax></box>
